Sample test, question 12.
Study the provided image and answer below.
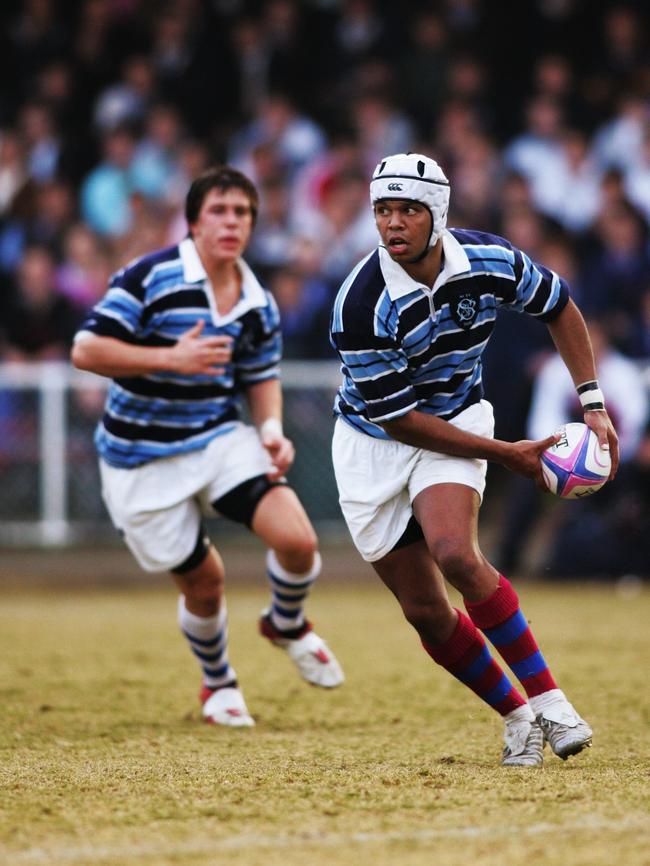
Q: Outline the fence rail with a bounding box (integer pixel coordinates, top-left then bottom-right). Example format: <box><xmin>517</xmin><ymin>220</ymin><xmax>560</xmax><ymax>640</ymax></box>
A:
<box><xmin>1</xmin><ymin>359</ymin><xmax>649</xmax><ymax>549</ymax></box>
<box><xmin>0</xmin><ymin>361</ymin><xmax>343</xmax><ymax>546</ymax></box>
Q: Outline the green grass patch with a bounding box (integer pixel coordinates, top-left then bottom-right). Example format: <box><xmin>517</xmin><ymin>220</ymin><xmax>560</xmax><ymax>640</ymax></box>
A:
<box><xmin>1</xmin><ymin>575</ymin><xmax>649</xmax><ymax>865</ymax></box>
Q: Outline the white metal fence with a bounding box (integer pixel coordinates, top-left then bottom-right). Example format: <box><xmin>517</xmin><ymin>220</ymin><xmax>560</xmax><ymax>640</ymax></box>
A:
<box><xmin>1</xmin><ymin>359</ymin><xmax>649</xmax><ymax>550</ymax></box>
<box><xmin>0</xmin><ymin>361</ymin><xmax>344</xmax><ymax>546</ymax></box>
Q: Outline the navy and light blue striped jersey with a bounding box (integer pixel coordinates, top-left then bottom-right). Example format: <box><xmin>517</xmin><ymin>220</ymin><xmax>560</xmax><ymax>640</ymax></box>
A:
<box><xmin>330</xmin><ymin>228</ymin><xmax>569</xmax><ymax>439</ymax></box>
<box><xmin>75</xmin><ymin>237</ymin><xmax>281</xmax><ymax>468</ymax></box>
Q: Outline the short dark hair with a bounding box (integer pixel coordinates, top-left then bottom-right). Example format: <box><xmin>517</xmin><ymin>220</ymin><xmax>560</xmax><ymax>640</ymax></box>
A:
<box><xmin>185</xmin><ymin>165</ymin><xmax>259</xmax><ymax>229</ymax></box>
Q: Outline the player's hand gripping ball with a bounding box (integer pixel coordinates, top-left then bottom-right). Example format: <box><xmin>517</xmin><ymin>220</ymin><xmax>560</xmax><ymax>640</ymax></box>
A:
<box><xmin>541</xmin><ymin>422</ymin><xmax>611</xmax><ymax>499</ymax></box>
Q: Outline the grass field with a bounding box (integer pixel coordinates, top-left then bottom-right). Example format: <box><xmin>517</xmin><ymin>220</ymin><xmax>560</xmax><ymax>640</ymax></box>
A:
<box><xmin>1</xmin><ymin>557</ymin><xmax>649</xmax><ymax>866</ymax></box>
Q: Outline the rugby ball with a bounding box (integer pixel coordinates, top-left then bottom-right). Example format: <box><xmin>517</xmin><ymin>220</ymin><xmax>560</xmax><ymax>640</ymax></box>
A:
<box><xmin>541</xmin><ymin>422</ymin><xmax>611</xmax><ymax>499</ymax></box>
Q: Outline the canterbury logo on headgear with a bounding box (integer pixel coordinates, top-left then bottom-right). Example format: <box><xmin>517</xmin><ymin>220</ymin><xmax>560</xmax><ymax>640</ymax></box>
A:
<box><xmin>387</xmin><ymin>182</ymin><xmax>403</xmax><ymax>191</ymax></box>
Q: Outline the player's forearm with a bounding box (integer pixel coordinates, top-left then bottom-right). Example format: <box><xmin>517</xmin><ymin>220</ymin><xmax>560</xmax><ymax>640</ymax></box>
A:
<box><xmin>245</xmin><ymin>378</ymin><xmax>283</xmax><ymax>429</ymax></box>
<box><xmin>546</xmin><ymin>299</ymin><xmax>598</xmax><ymax>388</ymax></box>
<box><xmin>381</xmin><ymin>410</ymin><xmax>511</xmax><ymax>463</ymax></box>
<box><xmin>70</xmin><ymin>335</ymin><xmax>174</xmax><ymax>377</ymax></box>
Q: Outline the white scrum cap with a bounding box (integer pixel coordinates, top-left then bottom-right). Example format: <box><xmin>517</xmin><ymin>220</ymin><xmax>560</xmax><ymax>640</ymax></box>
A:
<box><xmin>370</xmin><ymin>153</ymin><xmax>450</xmax><ymax>247</ymax></box>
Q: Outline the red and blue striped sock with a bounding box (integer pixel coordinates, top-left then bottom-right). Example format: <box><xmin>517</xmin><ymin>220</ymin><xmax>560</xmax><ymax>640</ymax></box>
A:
<box><xmin>465</xmin><ymin>575</ymin><xmax>558</xmax><ymax>698</ymax></box>
<box><xmin>422</xmin><ymin>609</ymin><xmax>527</xmax><ymax>716</ymax></box>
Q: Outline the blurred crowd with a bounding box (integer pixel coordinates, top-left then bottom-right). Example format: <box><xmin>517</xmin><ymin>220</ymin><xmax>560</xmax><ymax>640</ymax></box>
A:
<box><xmin>0</xmin><ymin>0</ymin><xmax>649</xmax><ymax>574</ymax></box>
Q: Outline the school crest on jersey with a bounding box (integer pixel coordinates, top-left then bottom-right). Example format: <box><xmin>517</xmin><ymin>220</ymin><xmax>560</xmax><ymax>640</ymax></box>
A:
<box><xmin>449</xmin><ymin>289</ymin><xmax>480</xmax><ymax>330</ymax></box>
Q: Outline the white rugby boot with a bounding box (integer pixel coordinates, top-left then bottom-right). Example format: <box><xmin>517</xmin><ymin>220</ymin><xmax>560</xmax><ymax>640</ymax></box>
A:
<box><xmin>531</xmin><ymin>690</ymin><xmax>592</xmax><ymax>760</ymax></box>
<box><xmin>502</xmin><ymin>706</ymin><xmax>544</xmax><ymax>767</ymax></box>
<box><xmin>259</xmin><ymin>610</ymin><xmax>344</xmax><ymax>688</ymax></box>
<box><xmin>200</xmin><ymin>685</ymin><xmax>255</xmax><ymax>727</ymax></box>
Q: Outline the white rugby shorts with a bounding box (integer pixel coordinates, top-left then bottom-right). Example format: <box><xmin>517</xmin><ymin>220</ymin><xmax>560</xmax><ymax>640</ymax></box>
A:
<box><xmin>332</xmin><ymin>400</ymin><xmax>495</xmax><ymax>562</ymax></box>
<box><xmin>99</xmin><ymin>422</ymin><xmax>273</xmax><ymax>572</ymax></box>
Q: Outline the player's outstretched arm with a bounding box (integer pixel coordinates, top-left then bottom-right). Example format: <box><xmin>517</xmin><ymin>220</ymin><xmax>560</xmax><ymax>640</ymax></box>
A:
<box><xmin>71</xmin><ymin>321</ymin><xmax>233</xmax><ymax>378</ymax></box>
<box><xmin>546</xmin><ymin>299</ymin><xmax>620</xmax><ymax>478</ymax></box>
<box><xmin>382</xmin><ymin>411</ymin><xmax>559</xmax><ymax>487</ymax></box>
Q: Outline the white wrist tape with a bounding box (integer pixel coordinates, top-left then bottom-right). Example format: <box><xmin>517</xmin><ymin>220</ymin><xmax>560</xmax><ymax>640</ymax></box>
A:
<box><xmin>259</xmin><ymin>418</ymin><xmax>283</xmax><ymax>439</ymax></box>
<box><xmin>576</xmin><ymin>380</ymin><xmax>606</xmax><ymax>411</ymax></box>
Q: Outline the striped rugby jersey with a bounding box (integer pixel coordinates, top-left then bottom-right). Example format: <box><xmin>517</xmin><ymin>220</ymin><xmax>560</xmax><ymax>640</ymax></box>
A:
<box><xmin>330</xmin><ymin>228</ymin><xmax>569</xmax><ymax>439</ymax></box>
<box><xmin>75</xmin><ymin>237</ymin><xmax>281</xmax><ymax>468</ymax></box>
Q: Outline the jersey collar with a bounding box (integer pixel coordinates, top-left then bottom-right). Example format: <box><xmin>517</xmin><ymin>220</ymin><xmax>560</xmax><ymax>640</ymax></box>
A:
<box><xmin>380</xmin><ymin>230</ymin><xmax>471</xmax><ymax>300</ymax></box>
<box><xmin>179</xmin><ymin>237</ymin><xmax>268</xmax><ymax>322</ymax></box>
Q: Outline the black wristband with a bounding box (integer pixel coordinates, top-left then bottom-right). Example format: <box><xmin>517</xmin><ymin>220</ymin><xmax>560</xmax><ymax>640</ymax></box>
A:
<box><xmin>576</xmin><ymin>380</ymin><xmax>599</xmax><ymax>395</ymax></box>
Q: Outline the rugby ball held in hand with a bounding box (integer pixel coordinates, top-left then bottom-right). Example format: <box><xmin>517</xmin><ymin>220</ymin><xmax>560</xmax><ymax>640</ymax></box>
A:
<box><xmin>541</xmin><ymin>422</ymin><xmax>611</xmax><ymax>499</ymax></box>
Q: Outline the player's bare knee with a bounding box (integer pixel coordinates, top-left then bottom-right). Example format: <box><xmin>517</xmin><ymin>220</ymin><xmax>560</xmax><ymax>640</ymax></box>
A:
<box><xmin>430</xmin><ymin>539</ymin><xmax>480</xmax><ymax>585</ymax></box>
<box><xmin>274</xmin><ymin>528</ymin><xmax>318</xmax><ymax>570</ymax></box>
<box><xmin>401</xmin><ymin>598</ymin><xmax>452</xmax><ymax>642</ymax></box>
<box><xmin>180</xmin><ymin>570</ymin><xmax>224</xmax><ymax>605</ymax></box>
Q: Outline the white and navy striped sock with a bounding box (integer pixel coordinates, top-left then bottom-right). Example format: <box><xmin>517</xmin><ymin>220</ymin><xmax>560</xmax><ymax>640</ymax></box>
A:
<box><xmin>266</xmin><ymin>550</ymin><xmax>321</xmax><ymax>632</ymax></box>
<box><xmin>177</xmin><ymin>595</ymin><xmax>237</xmax><ymax>690</ymax></box>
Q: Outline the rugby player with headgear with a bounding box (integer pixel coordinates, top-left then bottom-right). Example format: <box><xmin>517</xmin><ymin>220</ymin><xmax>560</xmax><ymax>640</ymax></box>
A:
<box><xmin>329</xmin><ymin>153</ymin><xmax>619</xmax><ymax>766</ymax></box>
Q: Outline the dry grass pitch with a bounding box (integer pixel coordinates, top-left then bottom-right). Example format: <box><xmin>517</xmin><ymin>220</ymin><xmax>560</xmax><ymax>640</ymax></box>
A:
<box><xmin>1</xmin><ymin>556</ymin><xmax>648</xmax><ymax>866</ymax></box>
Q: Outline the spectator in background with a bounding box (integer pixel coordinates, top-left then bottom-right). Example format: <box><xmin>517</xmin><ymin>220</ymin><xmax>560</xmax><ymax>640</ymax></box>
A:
<box><xmin>0</xmin><ymin>179</ymin><xmax>77</xmax><ymax>273</ymax></box>
<box><xmin>529</xmin><ymin>317</ymin><xmax>648</xmax><ymax>463</ymax></box>
<box><xmin>622</xmin><ymin>123</ymin><xmax>650</xmax><ymax>223</ymax></box>
<box><xmin>532</xmin><ymin>53</ymin><xmax>574</xmax><ymax>106</ymax></box>
<box><xmin>290</xmin><ymin>132</ymin><xmax>365</xmax><ymax>221</ymax></box>
<box><xmin>498</xmin><ymin>170</ymin><xmax>534</xmax><ymax>209</ymax></box>
<box><xmin>246</xmin><ymin>176</ymin><xmax>296</xmax><ymax>278</ymax></box>
<box><xmin>18</xmin><ymin>101</ymin><xmax>62</xmax><ymax>184</ymax></box>
<box><xmin>229</xmin><ymin>92</ymin><xmax>327</xmax><ymax>185</ymax></box>
<box><xmin>496</xmin><ymin>316</ymin><xmax>649</xmax><ymax>575</ymax></box>
<box><xmin>93</xmin><ymin>54</ymin><xmax>157</xmax><ymax>134</ymax></box>
<box><xmin>55</xmin><ymin>222</ymin><xmax>111</xmax><ymax>308</ymax></box>
<box><xmin>598</xmin><ymin>167</ymin><xmax>630</xmax><ymax>213</ymax></box>
<box><xmin>80</xmin><ymin>125</ymin><xmax>137</xmax><ymax>237</ymax></box>
<box><xmin>398</xmin><ymin>9</ymin><xmax>449</xmax><ymax>137</ymax></box>
<box><xmin>262</xmin><ymin>0</ymin><xmax>317</xmax><ymax>105</ymax></box>
<box><xmin>592</xmin><ymin>91</ymin><xmax>649</xmax><ymax>173</ymax></box>
<box><xmin>432</xmin><ymin>98</ymin><xmax>485</xmax><ymax>175</ymax></box>
<box><xmin>625</xmin><ymin>287</ymin><xmax>650</xmax><ymax>360</ymax></box>
<box><xmin>6</xmin><ymin>0</ymin><xmax>69</xmax><ymax>107</ymax></box>
<box><xmin>350</xmin><ymin>92</ymin><xmax>415</xmax><ymax>176</ymax></box>
<box><xmin>532</xmin><ymin>128</ymin><xmax>603</xmax><ymax>233</ymax></box>
<box><xmin>129</xmin><ymin>103</ymin><xmax>186</xmax><ymax>204</ymax></box>
<box><xmin>268</xmin><ymin>259</ymin><xmax>333</xmax><ymax>359</ymax></box>
<box><xmin>149</xmin><ymin>5</ymin><xmax>195</xmax><ymax>91</ymax></box>
<box><xmin>34</xmin><ymin>59</ymin><xmax>76</xmax><ymax>128</ymax></box>
<box><xmin>445</xmin><ymin>54</ymin><xmax>493</xmax><ymax>135</ymax></box>
<box><xmin>579</xmin><ymin>201</ymin><xmax>650</xmax><ymax>353</ymax></box>
<box><xmin>111</xmin><ymin>191</ymin><xmax>171</xmax><ymax>269</ymax></box>
<box><xmin>503</xmin><ymin>95</ymin><xmax>566</xmax><ymax>205</ymax></box>
<box><xmin>0</xmin><ymin>244</ymin><xmax>85</xmax><ymax>361</ymax></box>
<box><xmin>71</xmin><ymin>0</ymin><xmax>126</xmax><ymax>121</ymax></box>
<box><xmin>295</xmin><ymin>167</ymin><xmax>377</xmax><ymax>285</ymax></box>
<box><xmin>0</xmin><ymin>130</ymin><xmax>27</xmax><ymax>217</ymax></box>
<box><xmin>332</xmin><ymin>0</ymin><xmax>389</xmax><ymax>78</ymax></box>
<box><xmin>539</xmin><ymin>318</ymin><xmax>649</xmax><ymax>578</ymax></box>
<box><xmin>446</xmin><ymin>130</ymin><xmax>500</xmax><ymax>228</ymax></box>
<box><xmin>228</xmin><ymin>16</ymin><xmax>270</xmax><ymax>121</ymax></box>
<box><xmin>32</xmin><ymin>58</ymin><xmax>96</xmax><ymax>185</ymax></box>
<box><xmin>589</xmin><ymin>5</ymin><xmax>648</xmax><ymax>110</ymax></box>
<box><xmin>165</xmin><ymin>137</ymin><xmax>211</xmax><ymax>244</ymax></box>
